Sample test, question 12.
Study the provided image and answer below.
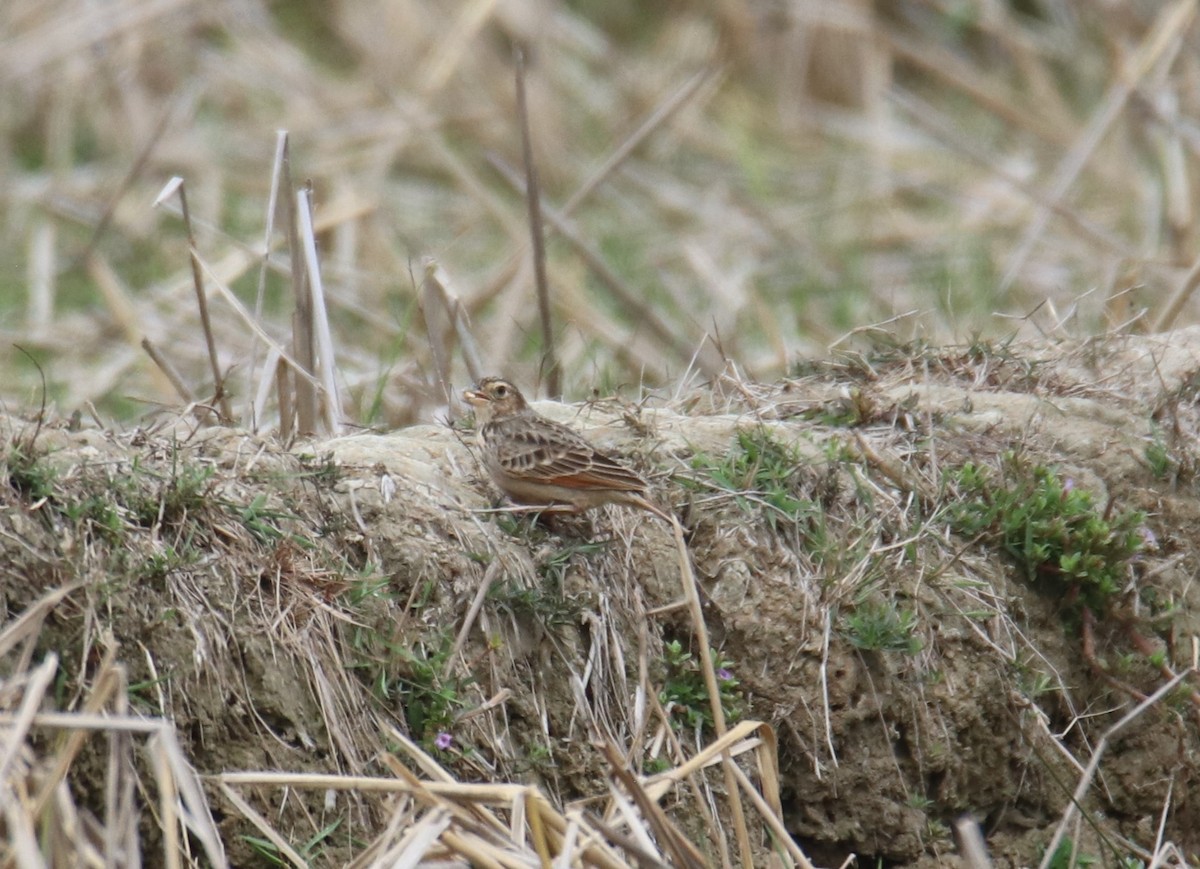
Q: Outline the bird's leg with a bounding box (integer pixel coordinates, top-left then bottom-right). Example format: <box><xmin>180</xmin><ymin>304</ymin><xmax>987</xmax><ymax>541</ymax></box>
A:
<box><xmin>503</xmin><ymin>503</ymin><xmax>578</xmax><ymax>515</ymax></box>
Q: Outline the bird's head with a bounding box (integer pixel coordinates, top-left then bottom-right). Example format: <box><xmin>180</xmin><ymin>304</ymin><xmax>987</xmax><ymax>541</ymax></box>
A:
<box><xmin>463</xmin><ymin>377</ymin><xmax>528</xmax><ymax>424</ymax></box>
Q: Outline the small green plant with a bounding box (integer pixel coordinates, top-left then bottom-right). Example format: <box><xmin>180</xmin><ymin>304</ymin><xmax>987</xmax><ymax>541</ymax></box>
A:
<box><xmin>385</xmin><ymin>635</ymin><xmax>475</xmax><ymax>749</ymax></box>
<box><xmin>944</xmin><ymin>452</ymin><xmax>1146</xmax><ymax>614</ymax></box>
<box><xmin>659</xmin><ymin>640</ymin><xmax>742</xmax><ymax>733</ymax></box>
<box><xmin>488</xmin><ymin>578</ymin><xmax>582</xmax><ymax>628</ymax></box>
<box><xmin>133</xmin><ymin>543</ymin><xmax>199</xmax><ymax>584</ymax></box>
<box><xmin>295</xmin><ymin>451</ymin><xmax>342</xmax><ymax>486</ymax></box>
<box><xmin>1144</xmin><ymin>425</ymin><xmax>1174</xmax><ymax>480</ymax></box>
<box><xmin>63</xmin><ymin>493</ymin><xmax>123</xmax><ymax>541</ymax></box>
<box><xmin>243</xmin><ymin>818</ymin><xmax>342</xmax><ymax>867</ymax></box>
<box><xmin>688</xmin><ymin>428</ymin><xmax>819</xmax><ymax>529</ymax></box>
<box><xmin>127</xmin><ymin>672</ymin><xmax>173</xmax><ymax>713</ymax></box>
<box><xmin>117</xmin><ymin>456</ymin><xmax>215</xmax><ymax>528</ymax></box>
<box><xmin>160</xmin><ymin>461</ymin><xmax>215</xmax><ymax>522</ymax></box>
<box><xmin>237</xmin><ymin>494</ymin><xmax>310</xmax><ymax>547</ymax></box>
<box><xmin>6</xmin><ymin>444</ymin><xmax>56</xmax><ymax>500</ymax></box>
<box><xmin>923</xmin><ymin>817</ymin><xmax>950</xmax><ymax>844</ymax></box>
<box><xmin>1041</xmin><ymin>836</ymin><xmax>1102</xmax><ymax>869</ymax></box>
<box><xmin>905</xmin><ymin>792</ymin><xmax>933</xmax><ymax>811</ymax></box>
<box><xmin>842</xmin><ymin>599</ymin><xmax>922</xmax><ymax>654</ymax></box>
<box><xmin>1014</xmin><ymin>659</ymin><xmax>1056</xmax><ymax>701</ymax></box>
<box><xmin>343</xmin><ymin>566</ymin><xmax>392</xmax><ymax>608</ymax></box>
<box><xmin>807</xmin><ymin>387</ymin><xmax>873</xmax><ymax>427</ymax></box>
<box><xmin>514</xmin><ymin>739</ymin><xmax>558</xmax><ymax>776</ymax></box>
<box><xmin>643</xmin><ymin>754</ymin><xmax>671</xmax><ymax>775</ymax></box>
<box><xmin>484</xmin><ymin>539</ymin><xmax>605</xmax><ymax>626</ymax></box>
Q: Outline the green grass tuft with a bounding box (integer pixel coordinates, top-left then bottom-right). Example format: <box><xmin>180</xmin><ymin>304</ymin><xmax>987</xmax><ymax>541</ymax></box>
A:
<box><xmin>944</xmin><ymin>452</ymin><xmax>1146</xmax><ymax>614</ymax></box>
<box><xmin>841</xmin><ymin>600</ymin><xmax>922</xmax><ymax>654</ymax></box>
<box><xmin>689</xmin><ymin>427</ymin><xmax>821</xmax><ymax>530</ymax></box>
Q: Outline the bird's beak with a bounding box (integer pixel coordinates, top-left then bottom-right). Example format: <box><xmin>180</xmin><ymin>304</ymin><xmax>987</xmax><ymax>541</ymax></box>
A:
<box><xmin>463</xmin><ymin>388</ymin><xmax>485</xmax><ymax>406</ymax></box>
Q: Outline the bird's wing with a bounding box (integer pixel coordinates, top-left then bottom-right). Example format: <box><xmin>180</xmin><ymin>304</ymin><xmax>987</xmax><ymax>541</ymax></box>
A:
<box><xmin>491</xmin><ymin>418</ymin><xmax>647</xmax><ymax>493</ymax></box>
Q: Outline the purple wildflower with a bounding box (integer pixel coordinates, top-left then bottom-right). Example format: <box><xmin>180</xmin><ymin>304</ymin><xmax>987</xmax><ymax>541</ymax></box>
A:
<box><xmin>716</xmin><ymin>668</ymin><xmax>733</xmax><ymax>681</ymax></box>
<box><xmin>434</xmin><ymin>731</ymin><xmax>453</xmax><ymax>750</ymax></box>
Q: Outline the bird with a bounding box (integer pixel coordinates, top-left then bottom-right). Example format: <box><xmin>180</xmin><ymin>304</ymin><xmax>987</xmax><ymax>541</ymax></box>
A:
<box><xmin>462</xmin><ymin>376</ymin><xmax>671</xmax><ymax>520</ymax></box>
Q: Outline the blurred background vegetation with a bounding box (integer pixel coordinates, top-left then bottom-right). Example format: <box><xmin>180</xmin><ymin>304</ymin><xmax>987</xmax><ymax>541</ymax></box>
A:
<box><xmin>2</xmin><ymin>0</ymin><xmax>1198</xmax><ymax>427</ymax></box>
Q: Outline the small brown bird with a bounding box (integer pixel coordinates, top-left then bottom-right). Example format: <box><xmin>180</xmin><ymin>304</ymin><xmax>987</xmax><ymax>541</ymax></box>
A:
<box><xmin>463</xmin><ymin>376</ymin><xmax>669</xmax><ymax>519</ymax></box>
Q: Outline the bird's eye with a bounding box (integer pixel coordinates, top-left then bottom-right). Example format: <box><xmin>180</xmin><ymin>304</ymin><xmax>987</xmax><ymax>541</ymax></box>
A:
<box><xmin>494</xmin><ymin>385</ymin><xmax>508</xmax><ymax>397</ymax></box>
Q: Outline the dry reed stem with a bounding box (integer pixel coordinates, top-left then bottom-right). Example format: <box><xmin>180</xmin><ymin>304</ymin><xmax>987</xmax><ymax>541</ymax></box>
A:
<box><xmin>0</xmin><ymin>614</ymin><xmax>226</xmax><ymax>868</ymax></box>
<box><xmin>1000</xmin><ymin>0</ymin><xmax>1199</xmax><ymax>292</ymax></box>
<box><xmin>599</xmin><ymin>739</ymin><xmax>708</xmax><ymax>869</ymax></box>
<box><xmin>953</xmin><ymin>815</ymin><xmax>993</xmax><ymax>869</ymax></box>
<box><xmin>0</xmin><ymin>711</ymin><xmax>196</xmax><ymax>734</ymax></box>
<box><xmin>376</xmin><ymin>754</ymin><xmax>510</xmax><ymax>844</ymax></box>
<box><xmin>86</xmin><ymin>252</ymin><xmax>142</xmax><ymax>344</ymax></box>
<box><xmin>298</xmin><ymin>187</ymin><xmax>343</xmax><ymax>434</ymax></box>
<box><xmin>217</xmin><ymin>781</ymin><xmax>307</xmax><ymax>867</ymax></box>
<box><xmin>513</xmin><ymin>46</ymin><xmax>559</xmax><ymax>399</ymax></box>
<box><xmin>561</xmin><ymin>67</ymin><xmax>715</xmax><ymax>216</ymax></box>
<box><xmin>3</xmin><ymin>790</ymin><xmax>42</xmax><ymax>867</ymax></box>
<box><xmin>0</xmin><ymin>656</ymin><xmax>58</xmax><ymax>787</ymax></box>
<box><xmin>139</xmin><ymin>333</ymin><xmax>195</xmax><ymax>404</ymax></box>
<box><xmin>728</xmin><ymin>763</ymin><xmax>809</xmax><ymax>869</ymax></box>
<box><xmin>163</xmin><ymin>729</ymin><xmax>227</xmax><ymax>863</ymax></box>
<box><xmin>817</xmin><ymin>608</ymin><xmax>839</xmax><ymax>771</ymax></box>
<box><xmin>420</xmin><ymin>262</ymin><xmax>456</xmax><ymax>413</ymax></box>
<box><xmin>1153</xmin><ymin>252</ymin><xmax>1200</xmax><ymax>331</ymax></box>
<box><xmin>645</xmin><ymin>687</ymin><xmax>727</xmax><ymax>858</ymax></box>
<box><xmin>26</xmin><ymin>219</ymin><xmax>54</xmax><ymax>337</ymax></box>
<box><xmin>244</xmin><ymin>129</ymin><xmax>290</xmax><ymax>431</ymax></box>
<box><xmin>78</xmin><ymin>91</ymin><xmax>181</xmax><ymax>265</ymax></box>
<box><xmin>279</xmin><ymin>134</ymin><xmax>317</xmax><ymax>435</ymax></box>
<box><xmin>154</xmin><ymin>176</ymin><xmax>232</xmax><ymax>423</ymax></box>
<box><xmin>376</xmin><ymin>725</ymin><xmax>460</xmax><ymax>790</ymax></box>
<box><xmin>0</xmin><ymin>583</ymin><xmax>80</xmax><ymax>661</ymax></box>
<box><xmin>190</xmin><ymin>252</ymin><xmax>326</xmax><ymax>397</ymax></box>
<box><xmin>526</xmin><ymin>794</ymin><xmax>634</xmax><ymax>869</ymax></box>
<box><xmin>31</xmin><ymin>644</ymin><xmax>119</xmax><ymax>818</ymax></box>
<box><xmin>584</xmin><ymin>811</ymin><xmax>673</xmax><ymax>868</ymax></box>
<box><xmin>442</xmin><ymin>559</ymin><xmax>502</xmax><ymax>681</ymax></box>
<box><xmin>524</xmin><ymin>787</ymin><xmax>553</xmax><ymax>866</ymax></box>
<box><xmin>665</xmin><ymin>513</ymin><xmax>754</xmax><ymax>868</ymax></box>
<box><xmin>1035</xmin><ymin>668</ymin><xmax>1193</xmax><ymax>869</ymax></box>
<box><xmin>607</xmin><ymin>786</ymin><xmax>666</xmax><ymax>863</ymax></box>
<box><xmin>640</xmin><ymin>720</ymin><xmax>775</xmax><ymax>801</ymax></box>
<box><xmin>351</xmin><ymin>808</ymin><xmax>450</xmax><ymax>868</ymax></box>
<box><xmin>221</xmin><ymin>749</ymin><xmax>737</xmax><ymax>869</ymax></box>
<box><xmin>415</xmin><ymin>0</ymin><xmax>498</xmax><ymax>96</ymax></box>
<box><xmin>489</xmin><ymin>155</ymin><xmax>717</xmax><ymax>376</ymax></box>
<box><xmin>275</xmin><ymin>352</ymin><xmax>293</xmax><ymax>442</ymax></box>
<box><xmin>106</xmin><ymin>674</ymin><xmax>138</xmax><ymax>868</ymax></box>
<box><xmin>422</xmin><ymin>258</ymin><xmax>486</xmax><ymax>386</ymax></box>
<box><xmin>1152</xmin><ymin>776</ymin><xmax>1173</xmax><ymax>862</ymax></box>
<box><xmin>250</xmin><ymin>343</ymin><xmax>282</xmax><ymax>432</ymax></box>
<box><xmin>467</xmin><ymin>66</ymin><xmax>712</xmax><ymax>367</ymax></box>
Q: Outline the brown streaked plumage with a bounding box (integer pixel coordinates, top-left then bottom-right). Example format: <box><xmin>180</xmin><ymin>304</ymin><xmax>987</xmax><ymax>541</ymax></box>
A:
<box><xmin>463</xmin><ymin>377</ymin><xmax>668</xmax><ymax>518</ymax></box>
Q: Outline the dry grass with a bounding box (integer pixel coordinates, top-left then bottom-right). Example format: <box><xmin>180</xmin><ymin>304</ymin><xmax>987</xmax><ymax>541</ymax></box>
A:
<box><xmin>3</xmin><ymin>327</ymin><xmax>1200</xmax><ymax>865</ymax></box>
<box><xmin>0</xmin><ymin>405</ymin><xmax>814</xmax><ymax>867</ymax></box>
<box><xmin>4</xmin><ymin>2</ymin><xmax>1200</xmax><ymax>425</ymax></box>
<box><xmin>6</xmin><ymin>2</ymin><xmax>1200</xmax><ymax>867</ymax></box>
